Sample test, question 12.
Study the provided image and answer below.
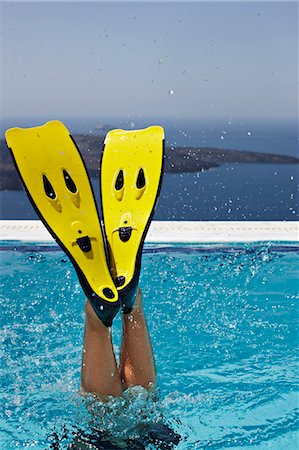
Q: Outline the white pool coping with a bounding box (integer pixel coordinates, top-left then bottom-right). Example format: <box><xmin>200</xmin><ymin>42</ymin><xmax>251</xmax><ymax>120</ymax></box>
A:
<box><xmin>0</xmin><ymin>220</ymin><xmax>298</xmax><ymax>243</ymax></box>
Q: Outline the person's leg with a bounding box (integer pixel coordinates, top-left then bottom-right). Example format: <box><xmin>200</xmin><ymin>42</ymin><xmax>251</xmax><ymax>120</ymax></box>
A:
<box><xmin>81</xmin><ymin>300</ymin><xmax>123</xmax><ymax>398</ymax></box>
<box><xmin>120</xmin><ymin>288</ymin><xmax>156</xmax><ymax>390</ymax></box>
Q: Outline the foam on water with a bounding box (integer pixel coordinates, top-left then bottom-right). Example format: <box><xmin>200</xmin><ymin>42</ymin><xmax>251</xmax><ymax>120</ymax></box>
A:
<box><xmin>0</xmin><ymin>243</ymin><xmax>298</xmax><ymax>449</ymax></box>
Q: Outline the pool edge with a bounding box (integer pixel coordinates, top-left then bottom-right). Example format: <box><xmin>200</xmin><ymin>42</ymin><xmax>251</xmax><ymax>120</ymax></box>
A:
<box><xmin>0</xmin><ymin>220</ymin><xmax>298</xmax><ymax>243</ymax></box>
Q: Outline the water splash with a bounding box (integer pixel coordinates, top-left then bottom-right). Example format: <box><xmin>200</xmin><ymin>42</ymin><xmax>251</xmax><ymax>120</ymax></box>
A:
<box><xmin>0</xmin><ymin>244</ymin><xmax>298</xmax><ymax>448</ymax></box>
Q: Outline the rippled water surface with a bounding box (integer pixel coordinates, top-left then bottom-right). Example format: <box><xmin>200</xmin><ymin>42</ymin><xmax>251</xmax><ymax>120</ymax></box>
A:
<box><xmin>1</xmin><ymin>242</ymin><xmax>298</xmax><ymax>449</ymax></box>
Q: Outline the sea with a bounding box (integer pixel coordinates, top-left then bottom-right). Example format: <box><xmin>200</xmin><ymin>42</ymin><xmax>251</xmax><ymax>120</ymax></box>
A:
<box><xmin>1</xmin><ymin>117</ymin><xmax>298</xmax><ymax>221</ymax></box>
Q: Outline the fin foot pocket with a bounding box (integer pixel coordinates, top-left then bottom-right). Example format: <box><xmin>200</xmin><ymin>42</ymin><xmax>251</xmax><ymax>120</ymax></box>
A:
<box><xmin>88</xmin><ymin>297</ymin><xmax>119</xmax><ymax>327</ymax></box>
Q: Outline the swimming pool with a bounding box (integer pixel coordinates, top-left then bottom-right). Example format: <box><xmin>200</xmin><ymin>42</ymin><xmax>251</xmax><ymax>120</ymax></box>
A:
<box><xmin>1</xmin><ymin>235</ymin><xmax>298</xmax><ymax>448</ymax></box>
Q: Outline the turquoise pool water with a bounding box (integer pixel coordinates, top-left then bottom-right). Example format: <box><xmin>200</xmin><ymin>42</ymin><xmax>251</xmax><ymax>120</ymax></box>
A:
<box><xmin>1</xmin><ymin>242</ymin><xmax>298</xmax><ymax>449</ymax></box>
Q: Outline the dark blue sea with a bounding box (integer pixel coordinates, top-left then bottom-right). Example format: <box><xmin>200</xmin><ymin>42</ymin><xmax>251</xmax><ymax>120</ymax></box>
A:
<box><xmin>1</xmin><ymin>118</ymin><xmax>298</xmax><ymax>220</ymax></box>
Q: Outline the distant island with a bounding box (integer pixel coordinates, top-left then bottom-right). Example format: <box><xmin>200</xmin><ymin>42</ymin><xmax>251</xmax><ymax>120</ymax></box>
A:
<box><xmin>1</xmin><ymin>134</ymin><xmax>298</xmax><ymax>190</ymax></box>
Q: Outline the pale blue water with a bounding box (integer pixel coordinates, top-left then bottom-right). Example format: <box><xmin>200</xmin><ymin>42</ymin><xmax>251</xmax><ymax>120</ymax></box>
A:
<box><xmin>1</xmin><ymin>242</ymin><xmax>298</xmax><ymax>449</ymax></box>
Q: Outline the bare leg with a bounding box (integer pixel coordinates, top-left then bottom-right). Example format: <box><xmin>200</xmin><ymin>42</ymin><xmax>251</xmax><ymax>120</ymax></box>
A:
<box><xmin>120</xmin><ymin>288</ymin><xmax>156</xmax><ymax>390</ymax></box>
<box><xmin>81</xmin><ymin>300</ymin><xmax>123</xmax><ymax>398</ymax></box>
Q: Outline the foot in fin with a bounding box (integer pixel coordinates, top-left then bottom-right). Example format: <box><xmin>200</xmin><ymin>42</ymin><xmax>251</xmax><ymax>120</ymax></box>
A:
<box><xmin>100</xmin><ymin>126</ymin><xmax>164</xmax><ymax>313</ymax></box>
<box><xmin>5</xmin><ymin>120</ymin><xmax>120</xmax><ymax>327</ymax></box>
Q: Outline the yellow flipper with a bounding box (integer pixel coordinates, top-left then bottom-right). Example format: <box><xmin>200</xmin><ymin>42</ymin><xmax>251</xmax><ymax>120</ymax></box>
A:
<box><xmin>100</xmin><ymin>126</ymin><xmax>164</xmax><ymax>312</ymax></box>
<box><xmin>5</xmin><ymin>120</ymin><xmax>119</xmax><ymax>326</ymax></box>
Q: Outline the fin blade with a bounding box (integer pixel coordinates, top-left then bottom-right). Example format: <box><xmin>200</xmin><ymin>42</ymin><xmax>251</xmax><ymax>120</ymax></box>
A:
<box><xmin>6</xmin><ymin>120</ymin><xmax>119</xmax><ymax>325</ymax></box>
<box><xmin>101</xmin><ymin>125</ymin><xmax>164</xmax><ymax>311</ymax></box>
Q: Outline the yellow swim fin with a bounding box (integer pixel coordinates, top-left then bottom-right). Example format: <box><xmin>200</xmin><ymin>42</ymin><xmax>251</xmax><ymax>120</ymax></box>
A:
<box><xmin>5</xmin><ymin>120</ymin><xmax>119</xmax><ymax>326</ymax></box>
<box><xmin>100</xmin><ymin>126</ymin><xmax>164</xmax><ymax>312</ymax></box>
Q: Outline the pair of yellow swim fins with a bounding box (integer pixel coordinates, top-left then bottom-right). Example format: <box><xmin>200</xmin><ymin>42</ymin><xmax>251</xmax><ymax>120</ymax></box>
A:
<box><xmin>5</xmin><ymin>120</ymin><xmax>164</xmax><ymax>326</ymax></box>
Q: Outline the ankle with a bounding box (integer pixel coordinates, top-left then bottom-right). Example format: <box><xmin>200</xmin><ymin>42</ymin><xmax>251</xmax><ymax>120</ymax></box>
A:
<box><xmin>132</xmin><ymin>287</ymin><xmax>143</xmax><ymax>311</ymax></box>
<box><xmin>122</xmin><ymin>289</ymin><xmax>145</xmax><ymax>325</ymax></box>
<box><xmin>85</xmin><ymin>300</ymin><xmax>108</xmax><ymax>332</ymax></box>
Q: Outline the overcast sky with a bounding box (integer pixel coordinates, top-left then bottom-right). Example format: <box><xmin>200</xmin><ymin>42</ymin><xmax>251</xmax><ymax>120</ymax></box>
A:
<box><xmin>1</xmin><ymin>1</ymin><xmax>298</xmax><ymax>122</ymax></box>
